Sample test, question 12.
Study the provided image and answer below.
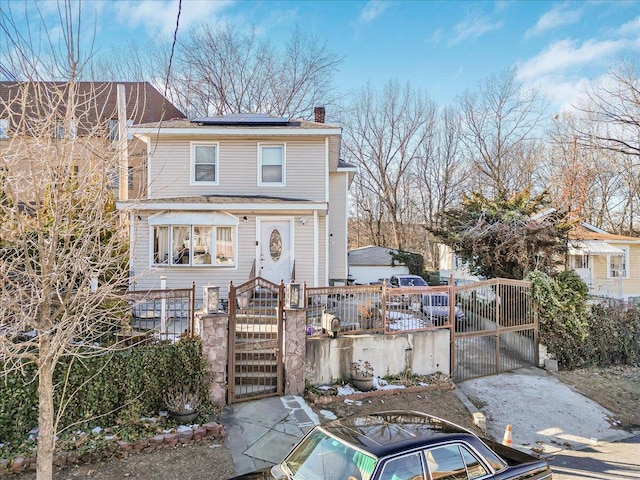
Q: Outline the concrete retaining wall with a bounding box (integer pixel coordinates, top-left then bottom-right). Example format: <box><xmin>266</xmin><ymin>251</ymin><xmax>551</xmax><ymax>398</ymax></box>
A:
<box><xmin>305</xmin><ymin>329</ymin><xmax>450</xmax><ymax>385</ymax></box>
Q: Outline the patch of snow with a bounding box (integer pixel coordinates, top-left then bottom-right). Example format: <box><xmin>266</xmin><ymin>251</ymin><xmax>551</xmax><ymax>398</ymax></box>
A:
<box><xmin>92</xmin><ymin>426</ymin><xmax>103</xmax><ymax>434</ymax></box>
<box><xmin>337</xmin><ymin>385</ymin><xmax>357</xmax><ymax>396</ymax></box>
<box><xmin>320</xmin><ymin>410</ymin><xmax>338</xmax><ymax>420</ymax></box>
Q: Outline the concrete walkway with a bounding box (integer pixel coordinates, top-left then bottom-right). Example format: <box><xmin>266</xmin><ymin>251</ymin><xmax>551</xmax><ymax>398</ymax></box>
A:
<box><xmin>219</xmin><ymin>368</ymin><xmax>634</xmax><ymax>476</ymax></box>
<box><xmin>219</xmin><ymin>395</ymin><xmax>319</xmax><ymax>476</ymax></box>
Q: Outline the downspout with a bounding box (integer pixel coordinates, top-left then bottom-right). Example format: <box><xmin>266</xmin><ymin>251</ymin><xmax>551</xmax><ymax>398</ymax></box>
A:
<box><xmin>314</xmin><ymin>211</ymin><xmax>319</xmax><ymax>287</ymax></box>
<box><xmin>324</xmin><ymin>136</ymin><xmax>330</xmax><ymax>287</ymax></box>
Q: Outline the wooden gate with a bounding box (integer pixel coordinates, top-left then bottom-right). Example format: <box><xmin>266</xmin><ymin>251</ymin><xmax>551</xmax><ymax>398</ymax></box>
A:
<box><xmin>227</xmin><ymin>277</ymin><xmax>284</xmax><ymax>404</ymax></box>
<box><xmin>452</xmin><ymin>279</ymin><xmax>538</xmax><ymax>381</ymax></box>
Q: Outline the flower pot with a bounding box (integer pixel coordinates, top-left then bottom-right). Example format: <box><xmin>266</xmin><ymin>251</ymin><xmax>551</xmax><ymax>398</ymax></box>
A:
<box><xmin>351</xmin><ymin>375</ymin><xmax>374</xmax><ymax>392</ymax></box>
<box><xmin>169</xmin><ymin>410</ymin><xmax>199</xmax><ymax>424</ymax></box>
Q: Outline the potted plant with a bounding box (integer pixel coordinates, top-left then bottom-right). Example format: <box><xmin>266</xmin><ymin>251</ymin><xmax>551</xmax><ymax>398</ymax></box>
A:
<box><xmin>164</xmin><ymin>385</ymin><xmax>202</xmax><ymax>424</ymax></box>
<box><xmin>350</xmin><ymin>360</ymin><xmax>374</xmax><ymax>392</ymax></box>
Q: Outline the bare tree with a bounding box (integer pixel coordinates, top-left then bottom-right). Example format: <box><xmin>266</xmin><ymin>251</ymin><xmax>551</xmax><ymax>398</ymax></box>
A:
<box><xmin>549</xmin><ymin>108</ymin><xmax>640</xmax><ymax>234</ymax></box>
<box><xmin>457</xmin><ymin>67</ymin><xmax>547</xmax><ymax>199</ymax></box>
<box><xmin>94</xmin><ymin>24</ymin><xmax>343</xmax><ymax>120</ymax></box>
<box><xmin>0</xmin><ymin>5</ymin><xmax>136</xmax><ymax>479</ymax></box>
<box><xmin>341</xmin><ymin>80</ymin><xmax>437</xmax><ymax>251</ymax></box>
<box><xmin>575</xmin><ymin>61</ymin><xmax>640</xmax><ymax>158</ymax></box>
<box><xmin>567</xmin><ymin>61</ymin><xmax>640</xmax><ymax>233</ymax></box>
<box><xmin>412</xmin><ymin>106</ymin><xmax>470</xmax><ymax>269</ymax></box>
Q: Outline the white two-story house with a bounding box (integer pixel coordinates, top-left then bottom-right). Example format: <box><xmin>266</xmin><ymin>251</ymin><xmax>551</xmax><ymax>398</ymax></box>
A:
<box><xmin>118</xmin><ymin>111</ymin><xmax>355</xmax><ymax>298</ymax></box>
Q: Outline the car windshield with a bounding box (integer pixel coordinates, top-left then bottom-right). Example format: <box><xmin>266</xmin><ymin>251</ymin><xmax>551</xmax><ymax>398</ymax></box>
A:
<box><xmin>283</xmin><ymin>428</ymin><xmax>376</xmax><ymax>480</ymax></box>
<box><xmin>426</xmin><ymin>295</ymin><xmax>448</xmax><ymax>306</ymax></box>
<box><xmin>399</xmin><ymin>277</ymin><xmax>427</xmax><ymax>287</ymax></box>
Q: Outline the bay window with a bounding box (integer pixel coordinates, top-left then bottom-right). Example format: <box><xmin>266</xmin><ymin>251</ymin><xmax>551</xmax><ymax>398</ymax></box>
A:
<box><xmin>151</xmin><ymin>216</ymin><xmax>236</xmax><ymax>267</ymax></box>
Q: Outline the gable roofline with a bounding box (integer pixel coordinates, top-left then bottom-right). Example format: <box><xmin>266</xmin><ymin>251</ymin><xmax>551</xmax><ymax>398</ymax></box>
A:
<box><xmin>570</xmin><ymin>222</ymin><xmax>640</xmax><ymax>243</ymax></box>
<box><xmin>581</xmin><ymin>222</ymin><xmax>609</xmax><ymax>234</ymax></box>
<box><xmin>0</xmin><ymin>81</ymin><xmax>185</xmax><ymax>132</ymax></box>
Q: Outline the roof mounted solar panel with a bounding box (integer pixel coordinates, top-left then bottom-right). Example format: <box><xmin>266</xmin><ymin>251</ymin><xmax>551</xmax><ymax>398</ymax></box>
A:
<box><xmin>190</xmin><ymin>113</ymin><xmax>296</xmax><ymax>126</ymax></box>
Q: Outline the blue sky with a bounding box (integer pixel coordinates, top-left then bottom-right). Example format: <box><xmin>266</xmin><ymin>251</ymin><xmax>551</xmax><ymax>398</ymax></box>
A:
<box><xmin>4</xmin><ymin>0</ymin><xmax>640</xmax><ymax>112</ymax></box>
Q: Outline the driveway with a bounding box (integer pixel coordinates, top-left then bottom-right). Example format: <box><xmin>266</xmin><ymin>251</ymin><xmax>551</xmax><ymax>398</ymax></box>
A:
<box><xmin>456</xmin><ymin>367</ymin><xmax>633</xmax><ymax>454</ymax></box>
<box><xmin>548</xmin><ymin>434</ymin><xmax>640</xmax><ymax>479</ymax></box>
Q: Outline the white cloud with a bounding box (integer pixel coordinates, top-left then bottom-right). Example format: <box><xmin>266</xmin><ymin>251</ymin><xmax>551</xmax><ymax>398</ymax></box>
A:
<box><xmin>617</xmin><ymin>15</ymin><xmax>640</xmax><ymax>36</ymax></box>
<box><xmin>518</xmin><ymin>38</ymin><xmax>629</xmax><ymax>80</ymax></box>
<box><xmin>449</xmin><ymin>13</ymin><xmax>502</xmax><ymax>46</ymax></box>
<box><xmin>525</xmin><ymin>4</ymin><xmax>582</xmax><ymax>39</ymax></box>
<box><xmin>114</xmin><ymin>0</ymin><xmax>234</xmax><ymax>37</ymax></box>
<box><xmin>356</xmin><ymin>1</ymin><xmax>390</xmax><ymax>25</ymax></box>
<box><xmin>529</xmin><ymin>75</ymin><xmax>593</xmax><ymax>113</ymax></box>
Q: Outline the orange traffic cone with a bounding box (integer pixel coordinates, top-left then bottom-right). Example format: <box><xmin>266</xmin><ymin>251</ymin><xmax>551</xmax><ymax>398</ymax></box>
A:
<box><xmin>502</xmin><ymin>424</ymin><xmax>513</xmax><ymax>446</ymax></box>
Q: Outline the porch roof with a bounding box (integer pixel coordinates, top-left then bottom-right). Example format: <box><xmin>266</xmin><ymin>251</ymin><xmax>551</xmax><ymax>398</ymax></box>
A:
<box><xmin>116</xmin><ymin>194</ymin><xmax>327</xmax><ymax>212</ymax></box>
<box><xmin>569</xmin><ymin>240</ymin><xmax>625</xmax><ymax>256</ymax></box>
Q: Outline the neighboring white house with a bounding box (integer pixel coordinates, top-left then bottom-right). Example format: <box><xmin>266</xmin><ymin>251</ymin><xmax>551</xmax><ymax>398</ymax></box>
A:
<box><xmin>348</xmin><ymin>245</ymin><xmax>410</xmax><ymax>284</ymax></box>
<box><xmin>117</xmin><ymin>111</ymin><xmax>356</xmax><ymax>298</ymax></box>
<box><xmin>438</xmin><ymin>244</ymin><xmax>481</xmax><ymax>284</ymax></box>
<box><xmin>569</xmin><ymin>223</ymin><xmax>640</xmax><ymax>299</ymax></box>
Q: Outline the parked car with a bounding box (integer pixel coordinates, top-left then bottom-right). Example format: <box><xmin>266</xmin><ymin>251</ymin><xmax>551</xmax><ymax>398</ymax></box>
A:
<box><xmin>389</xmin><ymin>274</ymin><xmax>428</xmax><ymax>287</ymax></box>
<box><xmin>422</xmin><ymin>293</ymin><xmax>466</xmax><ymax>327</ymax></box>
<box><xmin>388</xmin><ymin>274</ymin><xmax>428</xmax><ymax>307</ymax></box>
<box><xmin>230</xmin><ymin>410</ymin><xmax>553</xmax><ymax>480</ymax></box>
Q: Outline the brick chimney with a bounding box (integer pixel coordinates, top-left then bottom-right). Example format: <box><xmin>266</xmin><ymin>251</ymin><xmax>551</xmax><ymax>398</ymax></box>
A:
<box><xmin>314</xmin><ymin>106</ymin><xmax>326</xmax><ymax>123</ymax></box>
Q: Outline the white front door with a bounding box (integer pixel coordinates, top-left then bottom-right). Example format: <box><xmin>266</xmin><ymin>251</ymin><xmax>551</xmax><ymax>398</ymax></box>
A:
<box><xmin>259</xmin><ymin>219</ymin><xmax>292</xmax><ymax>284</ymax></box>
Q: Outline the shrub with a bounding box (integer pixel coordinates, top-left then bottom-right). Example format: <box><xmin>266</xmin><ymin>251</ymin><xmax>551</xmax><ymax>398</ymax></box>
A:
<box><xmin>586</xmin><ymin>304</ymin><xmax>640</xmax><ymax>366</ymax></box>
<box><xmin>528</xmin><ymin>269</ymin><xmax>640</xmax><ymax>369</ymax></box>
<box><xmin>527</xmin><ymin>270</ymin><xmax>590</xmax><ymax>369</ymax></box>
<box><xmin>0</xmin><ymin>337</ymin><xmax>210</xmax><ymax>445</ymax></box>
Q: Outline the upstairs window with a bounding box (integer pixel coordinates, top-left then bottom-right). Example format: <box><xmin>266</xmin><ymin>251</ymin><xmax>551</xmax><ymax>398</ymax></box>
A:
<box><xmin>52</xmin><ymin>118</ymin><xmax>77</xmax><ymax>139</ymax></box>
<box><xmin>108</xmin><ymin>166</ymin><xmax>134</xmax><ymax>189</ymax></box>
<box><xmin>0</xmin><ymin>118</ymin><xmax>9</xmax><ymax>139</ymax></box>
<box><xmin>191</xmin><ymin>143</ymin><xmax>218</xmax><ymax>184</ymax></box>
<box><xmin>259</xmin><ymin>144</ymin><xmax>284</xmax><ymax>185</ymax></box>
<box><xmin>53</xmin><ymin>118</ymin><xmax>65</xmax><ymax>139</ymax></box>
<box><xmin>108</xmin><ymin>118</ymin><xmax>133</xmax><ymax>140</ymax></box>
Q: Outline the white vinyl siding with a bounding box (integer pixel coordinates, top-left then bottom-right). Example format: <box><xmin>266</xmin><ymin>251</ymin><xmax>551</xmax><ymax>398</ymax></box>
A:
<box><xmin>328</xmin><ymin>172</ymin><xmax>348</xmax><ymax>281</ymax></box>
<box><xmin>147</xmin><ymin>137</ymin><xmax>328</xmax><ymax>200</ymax></box>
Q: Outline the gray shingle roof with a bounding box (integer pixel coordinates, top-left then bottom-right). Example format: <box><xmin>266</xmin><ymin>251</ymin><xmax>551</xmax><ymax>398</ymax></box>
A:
<box><xmin>348</xmin><ymin>246</ymin><xmax>403</xmax><ymax>266</ymax></box>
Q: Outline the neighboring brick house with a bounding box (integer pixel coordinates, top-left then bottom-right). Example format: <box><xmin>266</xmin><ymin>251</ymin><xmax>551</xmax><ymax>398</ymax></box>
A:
<box><xmin>0</xmin><ymin>81</ymin><xmax>185</xmax><ymax>200</ymax></box>
<box><xmin>117</xmin><ymin>110</ymin><xmax>356</xmax><ymax>297</ymax></box>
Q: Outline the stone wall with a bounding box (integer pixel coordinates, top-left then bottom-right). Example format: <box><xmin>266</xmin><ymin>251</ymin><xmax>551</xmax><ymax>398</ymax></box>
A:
<box><xmin>197</xmin><ymin>313</ymin><xmax>228</xmax><ymax>405</ymax></box>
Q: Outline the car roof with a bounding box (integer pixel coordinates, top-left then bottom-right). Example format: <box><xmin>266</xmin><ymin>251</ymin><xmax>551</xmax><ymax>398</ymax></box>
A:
<box><xmin>318</xmin><ymin>410</ymin><xmax>475</xmax><ymax>458</ymax></box>
<box><xmin>393</xmin><ymin>274</ymin><xmax>422</xmax><ymax>278</ymax></box>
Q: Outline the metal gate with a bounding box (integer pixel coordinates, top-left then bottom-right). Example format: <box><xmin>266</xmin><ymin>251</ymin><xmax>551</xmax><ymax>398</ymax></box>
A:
<box><xmin>452</xmin><ymin>279</ymin><xmax>538</xmax><ymax>381</ymax></box>
<box><xmin>227</xmin><ymin>277</ymin><xmax>284</xmax><ymax>404</ymax></box>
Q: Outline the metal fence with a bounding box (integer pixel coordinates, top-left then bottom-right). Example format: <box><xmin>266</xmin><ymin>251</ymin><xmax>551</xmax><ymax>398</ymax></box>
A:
<box><xmin>305</xmin><ymin>283</ymin><xmax>454</xmax><ymax>336</ymax></box>
<box><xmin>453</xmin><ymin>279</ymin><xmax>537</xmax><ymax>380</ymax></box>
<box><xmin>125</xmin><ymin>283</ymin><xmax>196</xmax><ymax>343</ymax></box>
